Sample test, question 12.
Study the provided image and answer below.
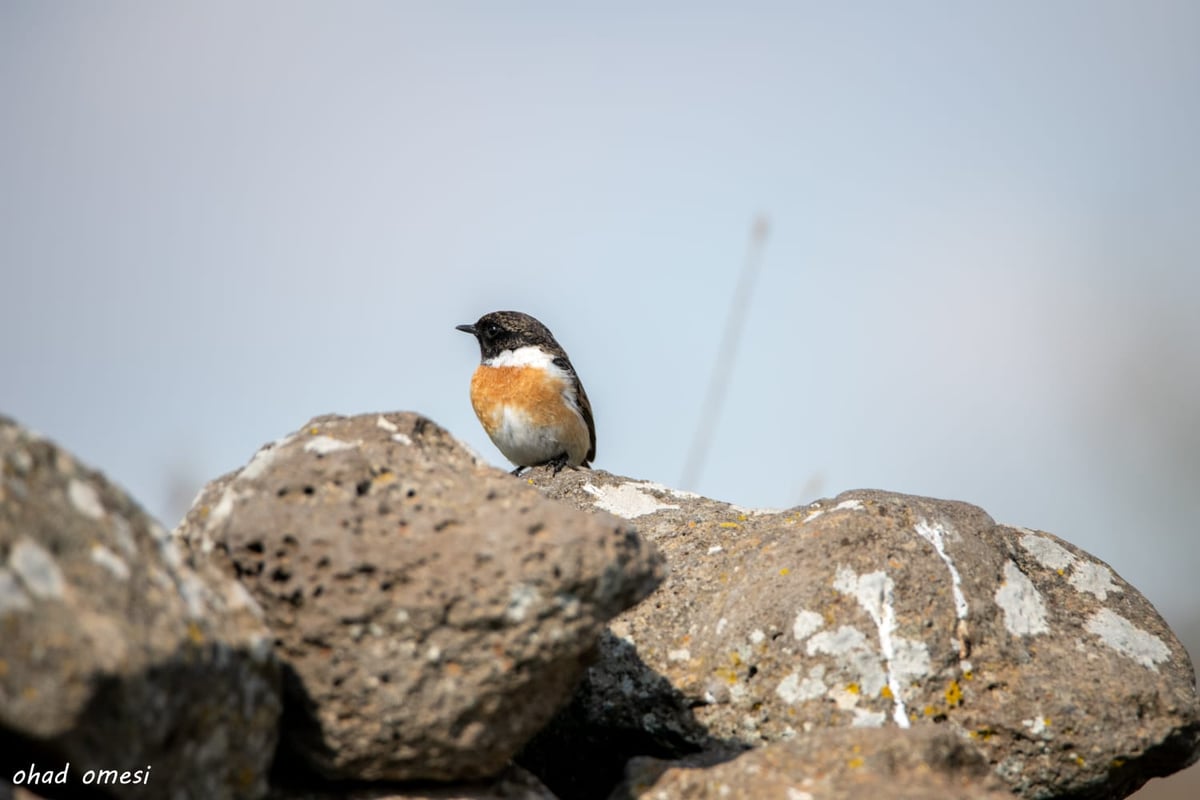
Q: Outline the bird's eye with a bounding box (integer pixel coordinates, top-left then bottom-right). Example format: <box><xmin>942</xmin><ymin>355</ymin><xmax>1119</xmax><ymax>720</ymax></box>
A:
<box><xmin>483</xmin><ymin>322</ymin><xmax>503</xmax><ymax>340</ymax></box>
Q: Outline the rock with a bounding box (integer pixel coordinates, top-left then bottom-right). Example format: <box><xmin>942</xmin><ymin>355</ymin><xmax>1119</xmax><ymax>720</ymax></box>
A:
<box><xmin>176</xmin><ymin>413</ymin><xmax>663</xmax><ymax>783</ymax></box>
<box><xmin>516</xmin><ymin>629</ymin><xmax>718</xmax><ymax>798</ymax></box>
<box><xmin>267</xmin><ymin>765</ymin><xmax>558</xmax><ymax>800</ymax></box>
<box><xmin>0</xmin><ymin>416</ymin><xmax>281</xmax><ymax>800</ymax></box>
<box><xmin>521</xmin><ymin>471</ymin><xmax>1200</xmax><ymax>800</ymax></box>
<box><xmin>612</xmin><ymin>727</ymin><xmax>1014</xmax><ymax>800</ymax></box>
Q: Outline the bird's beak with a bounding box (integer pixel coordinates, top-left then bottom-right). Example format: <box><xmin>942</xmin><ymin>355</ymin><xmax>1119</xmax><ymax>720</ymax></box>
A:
<box><xmin>455</xmin><ymin>323</ymin><xmax>477</xmax><ymax>335</ymax></box>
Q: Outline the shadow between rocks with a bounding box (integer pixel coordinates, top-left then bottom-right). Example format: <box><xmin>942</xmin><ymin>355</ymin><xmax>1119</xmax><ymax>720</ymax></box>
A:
<box><xmin>0</xmin><ymin>723</ymin><xmax>115</xmax><ymax>800</ymax></box>
<box><xmin>268</xmin><ymin>661</ymin><xmax>341</xmax><ymax>792</ymax></box>
<box><xmin>515</xmin><ymin>632</ymin><xmax>744</xmax><ymax>800</ymax></box>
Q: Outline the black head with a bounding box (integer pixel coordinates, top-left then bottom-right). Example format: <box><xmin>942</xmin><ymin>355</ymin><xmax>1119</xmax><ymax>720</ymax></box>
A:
<box><xmin>455</xmin><ymin>310</ymin><xmax>565</xmax><ymax>361</ymax></box>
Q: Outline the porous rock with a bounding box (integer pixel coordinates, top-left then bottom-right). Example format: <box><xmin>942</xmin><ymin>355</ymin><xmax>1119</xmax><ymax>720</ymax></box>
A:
<box><xmin>524</xmin><ymin>471</ymin><xmax>1200</xmax><ymax>800</ymax></box>
<box><xmin>176</xmin><ymin>413</ymin><xmax>663</xmax><ymax>783</ymax></box>
<box><xmin>0</xmin><ymin>416</ymin><xmax>280</xmax><ymax>800</ymax></box>
<box><xmin>612</xmin><ymin>726</ymin><xmax>1013</xmax><ymax>800</ymax></box>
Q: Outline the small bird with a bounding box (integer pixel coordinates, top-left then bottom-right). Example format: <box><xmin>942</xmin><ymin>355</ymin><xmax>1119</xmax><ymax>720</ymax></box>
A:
<box><xmin>456</xmin><ymin>310</ymin><xmax>596</xmax><ymax>475</ymax></box>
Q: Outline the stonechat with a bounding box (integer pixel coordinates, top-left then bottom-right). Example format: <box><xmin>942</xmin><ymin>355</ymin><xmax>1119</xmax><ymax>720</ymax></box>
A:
<box><xmin>456</xmin><ymin>311</ymin><xmax>596</xmax><ymax>475</ymax></box>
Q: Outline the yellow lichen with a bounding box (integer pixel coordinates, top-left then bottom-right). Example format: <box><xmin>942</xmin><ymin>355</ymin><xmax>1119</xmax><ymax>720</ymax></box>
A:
<box><xmin>719</xmin><ymin>522</ymin><xmax>740</xmax><ymax>529</ymax></box>
<box><xmin>879</xmin><ymin>685</ymin><xmax>893</xmax><ymax>699</ymax></box>
<box><xmin>945</xmin><ymin>680</ymin><xmax>963</xmax><ymax>707</ymax></box>
<box><xmin>779</xmin><ymin>568</ymin><xmax>790</xmax><ymax>576</ymax></box>
<box><xmin>714</xmin><ymin>668</ymin><xmax>739</xmax><ymax>686</ymax></box>
<box><xmin>187</xmin><ymin>621</ymin><xmax>205</xmax><ymax>645</ymax></box>
<box><xmin>846</xmin><ymin>683</ymin><xmax>860</xmax><ymax>695</ymax></box>
<box><xmin>847</xmin><ymin>757</ymin><xmax>864</xmax><ymax>769</ymax></box>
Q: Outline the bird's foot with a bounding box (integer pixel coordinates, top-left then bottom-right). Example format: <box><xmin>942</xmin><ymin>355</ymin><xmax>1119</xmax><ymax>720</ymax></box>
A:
<box><xmin>510</xmin><ymin>465</ymin><xmax>529</xmax><ymax>477</ymax></box>
<box><xmin>547</xmin><ymin>453</ymin><xmax>570</xmax><ymax>476</ymax></box>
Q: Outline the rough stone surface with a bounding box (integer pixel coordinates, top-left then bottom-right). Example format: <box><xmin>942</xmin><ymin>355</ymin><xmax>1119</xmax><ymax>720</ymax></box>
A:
<box><xmin>613</xmin><ymin>727</ymin><xmax>1014</xmax><ymax>800</ymax></box>
<box><xmin>0</xmin><ymin>416</ymin><xmax>281</xmax><ymax>800</ymax></box>
<box><xmin>176</xmin><ymin>413</ymin><xmax>663</xmax><ymax>783</ymax></box>
<box><xmin>268</xmin><ymin>765</ymin><xmax>558</xmax><ymax>800</ymax></box>
<box><xmin>522</xmin><ymin>471</ymin><xmax>1200</xmax><ymax>800</ymax></box>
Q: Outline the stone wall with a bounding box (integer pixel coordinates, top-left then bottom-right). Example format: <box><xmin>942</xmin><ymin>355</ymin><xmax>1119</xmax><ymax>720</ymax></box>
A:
<box><xmin>2</xmin><ymin>412</ymin><xmax>1196</xmax><ymax>799</ymax></box>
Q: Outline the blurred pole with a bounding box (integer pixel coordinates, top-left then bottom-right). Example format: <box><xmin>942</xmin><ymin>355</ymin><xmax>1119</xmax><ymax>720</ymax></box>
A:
<box><xmin>681</xmin><ymin>214</ymin><xmax>770</xmax><ymax>490</ymax></box>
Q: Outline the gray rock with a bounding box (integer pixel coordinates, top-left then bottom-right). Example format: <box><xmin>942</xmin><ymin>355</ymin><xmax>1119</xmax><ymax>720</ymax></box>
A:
<box><xmin>612</xmin><ymin>727</ymin><xmax>1013</xmax><ymax>800</ymax></box>
<box><xmin>0</xmin><ymin>416</ymin><xmax>281</xmax><ymax>800</ymax></box>
<box><xmin>177</xmin><ymin>413</ymin><xmax>663</xmax><ymax>783</ymax></box>
<box><xmin>525</xmin><ymin>471</ymin><xmax>1200</xmax><ymax>799</ymax></box>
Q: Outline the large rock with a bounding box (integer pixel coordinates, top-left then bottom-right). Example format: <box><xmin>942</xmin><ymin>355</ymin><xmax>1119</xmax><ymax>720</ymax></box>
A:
<box><xmin>176</xmin><ymin>413</ymin><xmax>663</xmax><ymax>783</ymax></box>
<box><xmin>0</xmin><ymin>416</ymin><xmax>280</xmax><ymax>800</ymax></box>
<box><xmin>522</xmin><ymin>471</ymin><xmax>1200</xmax><ymax>800</ymax></box>
<box><xmin>613</xmin><ymin>727</ymin><xmax>1014</xmax><ymax>800</ymax></box>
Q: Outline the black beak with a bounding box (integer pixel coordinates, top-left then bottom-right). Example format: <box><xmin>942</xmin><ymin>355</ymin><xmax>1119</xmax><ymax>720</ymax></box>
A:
<box><xmin>455</xmin><ymin>324</ymin><xmax>477</xmax><ymax>336</ymax></box>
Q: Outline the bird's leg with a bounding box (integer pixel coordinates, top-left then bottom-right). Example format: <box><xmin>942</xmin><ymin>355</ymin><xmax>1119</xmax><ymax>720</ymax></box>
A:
<box><xmin>511</xmin><ymin>465</ymin><xmax>528</xmax><ymax>477</ymax></box>
<box><xmin>547</xmin><ymin>452</ymin><xmax>570</xmax><ymax>476</ymax></box>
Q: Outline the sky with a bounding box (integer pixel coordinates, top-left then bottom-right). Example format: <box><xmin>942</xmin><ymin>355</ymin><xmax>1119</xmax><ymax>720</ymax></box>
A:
<box><xmin>2</xmin><ymin>0</ymin><xmax>1198</xmax><ymax>658</ymax></box>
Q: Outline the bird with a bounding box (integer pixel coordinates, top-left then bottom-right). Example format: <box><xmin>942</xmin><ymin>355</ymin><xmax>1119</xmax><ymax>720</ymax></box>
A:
<box><xmin>456</xmin><ymin>310</ymin><xmax>596</xmax><ymax>476</ymax></box>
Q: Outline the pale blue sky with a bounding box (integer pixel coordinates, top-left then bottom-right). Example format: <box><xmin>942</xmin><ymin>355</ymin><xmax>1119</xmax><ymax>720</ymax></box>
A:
<box><xmin>3</xmin><ymin>1</ymin><xmax>1198</xmax><ymax>642</ymax></box>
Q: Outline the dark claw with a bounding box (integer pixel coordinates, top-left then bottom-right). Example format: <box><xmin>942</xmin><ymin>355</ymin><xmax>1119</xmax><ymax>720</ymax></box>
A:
<box><xmin>511</xmin><ymin>465</ymin><xmax>528</xmax><ymax>477</ymax></box>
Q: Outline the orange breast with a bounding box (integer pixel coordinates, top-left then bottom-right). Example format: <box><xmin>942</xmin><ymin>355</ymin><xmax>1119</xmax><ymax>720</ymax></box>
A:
<box><xmin>469</xmin><ymin>365</ymin><xmax>580</xmax><ymax>434</ymax></box>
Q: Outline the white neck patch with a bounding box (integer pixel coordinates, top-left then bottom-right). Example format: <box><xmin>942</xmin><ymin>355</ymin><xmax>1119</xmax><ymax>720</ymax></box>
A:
<box><xmin>485</xmin><ymin>346</ymin><xmax>561</xmax><ymax>372</ymax></box>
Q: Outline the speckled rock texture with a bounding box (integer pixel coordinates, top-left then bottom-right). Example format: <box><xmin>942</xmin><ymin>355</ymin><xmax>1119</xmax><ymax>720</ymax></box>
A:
<box><xmin>521</xmin><ymin>471</ymin><xmax>1200</xmax><ymax>800</ymax></box>
<box><xmin>176</xmin><ymin>413</ymin><xmax>663</xmax><ymax>783</ymax></box>
<box><xmin>0</xmin><ymin>416</ymin><xmax>281</xmax><ymax>800</ymax></box>
<box><xmin>612</xmin><ymin>726</ymin><xmax>1014</xmax><ymax>800</ymax></box>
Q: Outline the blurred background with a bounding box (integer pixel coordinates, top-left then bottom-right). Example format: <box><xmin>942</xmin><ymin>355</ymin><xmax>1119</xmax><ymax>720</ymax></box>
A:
<box><xmin>2</xmin><ymin>3</ymin><xmax>1197</xmax><ymax>794</ymax></box>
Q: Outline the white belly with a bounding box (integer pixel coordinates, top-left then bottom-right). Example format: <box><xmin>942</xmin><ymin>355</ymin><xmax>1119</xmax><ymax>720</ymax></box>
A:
<box><xmin>488</xmin><ymin>405</ymin><xmax>586</xmax><ymax>467</ymax></box>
